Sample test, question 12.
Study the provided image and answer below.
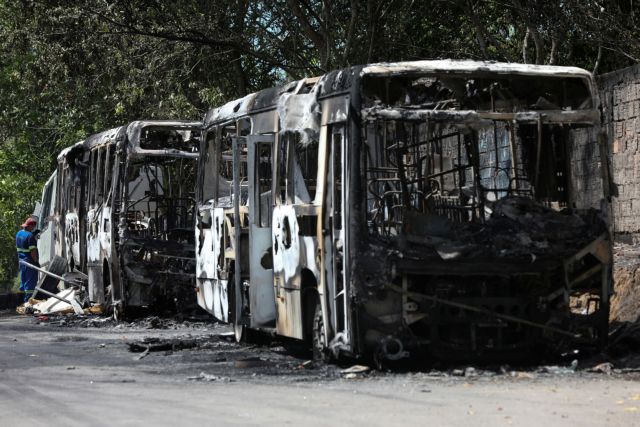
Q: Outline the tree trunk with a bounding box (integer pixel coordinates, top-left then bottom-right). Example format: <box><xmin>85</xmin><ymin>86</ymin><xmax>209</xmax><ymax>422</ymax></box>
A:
<box><xmin>523</xmin><ymin>27</ymin><xmax>530</xmax><ymax>63</ymax></box>
<box><xmin>342</xmin><ymin>0</ymin><xmax>358</xmax><ymax>66</ymax></box>
<box><xmin>593</xmin><ymin>45</ymin><xmax>603</xmax><ymax>75</ymax></box>
<box><xmin>466</xmin><ymin>0</ymin><xmax>489</xmax><ymax>58</ymax></box>
<box><xmin>232</xmin><ymin>0</ymin><xmax>249</xmax><ymax>95</ymax></box>
<box><xmin>511</xmin><ymin>0</ymin><xmax>544</xmax><ymax>64</ymax></box>
<box><xmin>286</xmin><ymin>0</ymin><xmax>328</xmax><ymax>70</ymax></box>
<box><xmin>548</xmin><ymin>33</ymin><xmax>560</xmax><ymax>65</ymax></box>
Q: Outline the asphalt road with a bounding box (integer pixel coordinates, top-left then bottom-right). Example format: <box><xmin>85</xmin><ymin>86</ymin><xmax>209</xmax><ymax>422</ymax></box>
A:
<box><xmin>0</xmin><ymin>312</ymin><xmax>639</xmax><ymax>426</ymax></box>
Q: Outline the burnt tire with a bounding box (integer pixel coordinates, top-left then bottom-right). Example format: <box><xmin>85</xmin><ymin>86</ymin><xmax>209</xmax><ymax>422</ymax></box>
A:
<box><xmin>39</xmin><ymin>256</ymin><xmax>67</xmax><ymax>294</ymax></box>
<box><xmin>312</xmin><ymin>301</ymin><xmax>330</xmax><ymax>362</ymax></box>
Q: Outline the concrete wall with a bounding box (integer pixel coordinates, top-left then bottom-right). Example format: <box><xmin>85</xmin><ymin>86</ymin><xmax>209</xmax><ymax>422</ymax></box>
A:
<box><xmin>598</xmin><ymin>64</ymin><xmax>640</xmax><ymax>241</ymax></box>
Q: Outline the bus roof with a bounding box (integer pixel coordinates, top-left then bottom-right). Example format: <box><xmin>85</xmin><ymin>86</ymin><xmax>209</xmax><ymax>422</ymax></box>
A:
<box><xmin>204</xmin><ymin>60</ymin><xmax>595</xmax><ymax>127</ymax></box>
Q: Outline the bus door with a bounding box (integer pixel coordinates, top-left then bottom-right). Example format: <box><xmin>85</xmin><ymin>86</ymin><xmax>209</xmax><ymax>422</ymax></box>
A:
<box><xmin>247</xmin><ymin>135</ymin><xmax>277</xmax><ymax>327</ymax></box>
<box><xmin>320</xmin><ymin>123</ymin><xmax>349</xmax><ymax>351</ymax></box>
<box><xmin>230</xmin><ymin>136</ymin><xmax>249</xmax><ymax>336</ymax></box>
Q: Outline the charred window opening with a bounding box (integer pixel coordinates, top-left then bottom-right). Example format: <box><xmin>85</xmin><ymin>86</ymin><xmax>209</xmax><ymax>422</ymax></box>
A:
<box><xmin>200</xmin><ymin>131</ymin><xmax>217</xmax><ymax>204</ymax></box>
<box><xmin>62</xmin><ymin>164</ymin><xmax>75</xmax><ymax>213</ymax></box>
<box><xmin>276</xmin><ymin>132</ymin><xmax>320</xmax><ymax>205</ymax></box>
<box><xmin>332</xmin><ymin>129</ymin><xmax>343</xmax><ymax>229</ymax></box>
<box><xmin>363</xmin><ymin>73</ymin><xmax>599</xmax><ymax>242</ymax></box>
<box><xmin>276</xmin><ymin>134</ymin><xmax>290</xmax><ymax>204</ymax></box>
<box><xmin>293</xmin><ymin>133</ymin><xmax>319</xmax><ymax>203</ymax></box>
<box><xmin>215</xmin><ymin>129</ymin><xmax>248</xmax><ymax>208</ymax></box>
<box><xmin>125</xmin><ymin>157</ymin><xmax>196</xmax><ymax>241</ymax></box>
<box><xmin>103</xmin><ymin>145</ymin><xmax>114</xmax><ymax>203</ymax></box>
<box><xmin>61</xmin><ymin>146</ymin><xmax>87</xmax><ymax>215</ymax></box>
<box><xmin>88</xmin><ymin>151</ymin><xmax>96</xmax><ymax>207</ymax></box>
<box><xmin>88</xmin><ymin>147</ymin><xmax>109</xmax><ymax>209</ymax></box>
<box><xmin>139</xmin><ymin>126</ymin><xmax>199</xmax><ymax>152</ymax></box>
<box><xmin>96</xmin><ymin>149</ymin><xmax>105</xmax><ymax>206</ymax></box>
<box><xmin>257</xmin><ymin>141</ymin><xmax>273</xmax><ymax>227</ymax></box>
<box><xmin>362</xmin><ymin>74</ymin><xmax>592</xmax><ymax>112</ymax></box>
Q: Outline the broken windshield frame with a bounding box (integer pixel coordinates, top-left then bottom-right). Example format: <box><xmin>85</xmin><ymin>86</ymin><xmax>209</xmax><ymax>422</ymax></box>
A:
<box><xmin>125</xmin><ymin>156</ymin><xmax>197</xmax><ymax>240</ymax></box>
<box><xmin>361</xmin><ymin>71</ymin><xmax>604</xmax><ymax>240</ymax></box>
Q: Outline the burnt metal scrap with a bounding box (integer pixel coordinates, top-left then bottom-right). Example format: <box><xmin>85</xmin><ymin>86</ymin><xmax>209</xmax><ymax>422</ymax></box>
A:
<box><xmin>195</xmin><ymin>60</ymin><xmax>612</xmax><ymax>364</ymax></box>
<box><xmin>36</xmin><ymin>121</ymin><xmax>201</xmax><ymax>316</ymax></box>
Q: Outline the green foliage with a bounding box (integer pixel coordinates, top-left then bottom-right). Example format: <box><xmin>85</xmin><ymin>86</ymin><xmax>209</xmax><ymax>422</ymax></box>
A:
<box><xmin>0</xmin><ymin>0</ymin><xmax>639</xmax><ymax>283</ymax></box>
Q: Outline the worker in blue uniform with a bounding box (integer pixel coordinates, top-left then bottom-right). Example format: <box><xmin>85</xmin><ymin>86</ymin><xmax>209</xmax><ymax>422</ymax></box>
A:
<box><xmin>16</xmin><ymin>217</ymin><xmax>39</xmax><ymax>302</ymax></box>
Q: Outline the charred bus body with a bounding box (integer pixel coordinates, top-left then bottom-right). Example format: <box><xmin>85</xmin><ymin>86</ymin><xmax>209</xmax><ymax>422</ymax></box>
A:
<box><xmin>42</xmin><ymin>121</ymin><xmax>200</xmax><ymax>314</ymax></box>
<box><xmin>195</xmin><ymin>61</ymin><xmax>612</xmax><ymax>362</ymax></box>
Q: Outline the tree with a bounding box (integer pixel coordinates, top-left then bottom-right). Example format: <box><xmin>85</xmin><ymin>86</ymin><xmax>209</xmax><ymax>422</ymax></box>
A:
<box><xmin>1</xmin><ymin>0</ymin><xmax>638</xmax><ymax>284</ymax></box>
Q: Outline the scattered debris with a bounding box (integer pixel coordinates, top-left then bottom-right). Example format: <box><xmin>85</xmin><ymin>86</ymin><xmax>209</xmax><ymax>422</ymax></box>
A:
<box><xmin>511</xmin><ymin>371</ymin><xmax>536</xmax><ymax>379</ymax></box>
<box><xmin>15</xmin><ymin>288</ymin><xmax>88</xmax><ymax>316</ymax></box>
<box><xmin>464</xmin><ymin>367</ymin><xmax>478</xmax><ymax>377</ymax></box>
<box><xmin>234</xmin><ymin>357</ymin><xmax>271</xmax><ymax>368</ymax></box>
<box><xmin>85</xmin><ymin>305</ymin><xmax>104</xmax><ymax>315</ymax></box>
<box><xmin>341</xmin><ymin>365</ymin><xmax>371</xmax><ymax>375</ymax></box>
<box><xmin>539</xmin><ymin>360</ymin><xmax>578</xmax><ymax>375</ymax></box>
<box><xmin>135</xmin><ymin>347</ymin><xmax>150</xmax><ymax>361</ymax></box>
<box><xmin>218</xmin><ymin>332</ymin><xmax>236</xmax><ymax>342</ymax></box>
<box><xmin>587</xmin><ymin>362</ymin><xmax>614</xmax><ymax>375</ymax></box>
<box><xmin>340</xmin><ymin>365</ymin><xmax>371</xmax><ymax>380</ymax></box>
<box><xmin>126</xmin><ymin>336</ymin><xmax>202</xmax><ymax>353</ymax></box>
<box><xmin>52</xmin><ymin>315</ymin><xmax>215</xmax><ymax>330</ymax></box>
<box><xmin>297</xmin><ymin>360</ymin><xmax>315</xmax><ymax>370</ymax></box>
<box><xmin>18</xmin><ymin>261</ymin><xmax>85</xmax><ymax>314</ymax></box>
<box><xmin>15</xmin><ymin>298</ymin><xmax>46</xmax><ymax>315</ymax></box>
<box><xmin>187</xmin><ymin>372</ymin><xmax>232</xmax><ymax>382</ymax></box>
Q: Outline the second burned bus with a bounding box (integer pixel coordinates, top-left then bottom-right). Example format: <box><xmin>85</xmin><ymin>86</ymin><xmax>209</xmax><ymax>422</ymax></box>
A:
<box><xmin>195</xmin><ymin>61</ymin><xmax>612</xmax><ymax>362</ymax></box>
<box><xmin>38</xmin><ymin>120</ymin><xmax>201</xmax><ymax>315</ymax></box>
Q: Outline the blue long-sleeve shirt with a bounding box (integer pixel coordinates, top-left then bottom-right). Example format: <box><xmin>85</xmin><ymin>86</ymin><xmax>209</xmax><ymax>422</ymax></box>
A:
<box><xmin>16</xmin><ymin>229</ymin><xmax>37</xmax><ymax>262</ymax></box>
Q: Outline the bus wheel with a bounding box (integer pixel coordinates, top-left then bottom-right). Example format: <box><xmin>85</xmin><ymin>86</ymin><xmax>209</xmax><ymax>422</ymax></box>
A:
<box><xmin>312</xmin><ymin>301</ymin><xmax>329</xmax><ymax>362</ymax></box>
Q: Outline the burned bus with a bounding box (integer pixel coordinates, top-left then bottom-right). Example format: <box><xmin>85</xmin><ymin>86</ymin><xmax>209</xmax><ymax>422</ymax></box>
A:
<box><xmin>40</xmin><ymin>121</ymin><xmax>200</xmax><ymax>315</ymax></box>
<box><xmin>195</xmin><ymin>61</ymin><xmax>612</xmax><ymax>362</ymax></box>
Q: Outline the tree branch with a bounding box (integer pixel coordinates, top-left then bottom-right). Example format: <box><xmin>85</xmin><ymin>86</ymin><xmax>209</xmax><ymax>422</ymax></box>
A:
<box><xmin>342</xmin><ymin>0</ymin><xmax>358</xmax><ymax>66</ymax></box>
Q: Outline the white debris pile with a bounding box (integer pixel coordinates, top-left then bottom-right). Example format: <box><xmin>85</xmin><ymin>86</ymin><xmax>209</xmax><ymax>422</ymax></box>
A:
<box><xmin>16</xmin><ymin>288</ymin><xmax>100</xmax><ymax>316</ymax></box>
<box><xmin>32</xmin><ymin>288</ymin><xmax>79</xmax><ymax>314</ymax></box>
